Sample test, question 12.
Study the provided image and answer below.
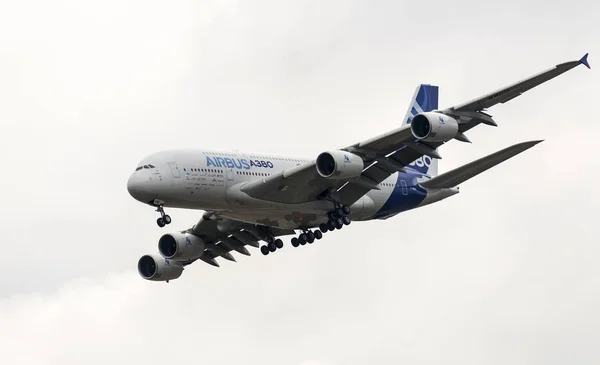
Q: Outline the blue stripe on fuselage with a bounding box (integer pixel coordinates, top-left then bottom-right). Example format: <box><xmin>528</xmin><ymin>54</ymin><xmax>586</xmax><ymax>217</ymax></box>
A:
<box><xmin>372</xmin><ymin>169</ymin><xmax>428</xmax><ymax>219</ymax></box>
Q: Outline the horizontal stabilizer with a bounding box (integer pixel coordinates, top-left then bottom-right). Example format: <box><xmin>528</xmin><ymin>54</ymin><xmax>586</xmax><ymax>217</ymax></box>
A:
<box><xmin>420</xmin><ymin>140</ymin><xmax>543</xmax><ymax>189</ymax></box>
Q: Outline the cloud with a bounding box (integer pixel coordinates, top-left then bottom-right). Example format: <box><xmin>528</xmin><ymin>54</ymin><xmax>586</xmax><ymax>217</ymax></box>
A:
<box><xmin>2</xmin><ymin>182</ymin><xmax>600</xmax><ymax>364</ymax></box>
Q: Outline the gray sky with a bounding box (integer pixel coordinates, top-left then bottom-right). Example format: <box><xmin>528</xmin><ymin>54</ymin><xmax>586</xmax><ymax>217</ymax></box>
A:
<box><xmin>0</xmin><ymin>0</ymin><xmax>599</xmax><ymax>364</ymax></box>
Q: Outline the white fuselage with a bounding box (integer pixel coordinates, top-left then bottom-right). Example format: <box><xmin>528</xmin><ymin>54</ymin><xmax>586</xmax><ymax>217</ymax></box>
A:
<box><xmin>127</xmin><ymin>148</ymin><xmax>456</xmax><ymax>230</ymax></box>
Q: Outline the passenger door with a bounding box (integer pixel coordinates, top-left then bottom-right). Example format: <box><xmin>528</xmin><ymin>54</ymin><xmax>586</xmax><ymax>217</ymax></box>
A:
<box><xmin>400</xmin><ymin>180</ymin><xmax>408</xmax><ymax>195</ymax></box>
<box><xmin>225</xmin><ymin>168</ymin><xmax>236</xmax><ymax>191</ymax></box>
<box><xmin>168</xmin><ymin>162</ymin><xmax>181</xmax><ymax>178</ymax></box>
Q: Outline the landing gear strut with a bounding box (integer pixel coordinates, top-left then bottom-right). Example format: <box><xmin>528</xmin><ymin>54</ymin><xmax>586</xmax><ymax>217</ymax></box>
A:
<box><xmin>155</xmin><ymin>204</ymin><xmax>172</xmax><ymax>228</ymax></box>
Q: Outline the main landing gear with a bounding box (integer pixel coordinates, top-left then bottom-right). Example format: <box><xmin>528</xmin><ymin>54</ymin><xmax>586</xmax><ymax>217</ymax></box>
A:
<box><xmin>155</xmin><ymin>204</ymin><xmax>172</xmax><ymax>228</ymax></box>
<box><xmin>260</xmin><ymin>236</ymin><xmax>284</xmax><ymax>255</ymax></box>
<box><xmin>320</xmin><ymin>204</ymin><xmax>351</xmax><ymax>232</ymax></box>
<box><xmin>290</xmin><ymin>228</ymin><xmax>323</xmax><ymax>247</ymax></box>
<box><xmin>260</xmin><ymin>203</ymin><xmax>352</xmax><ymax>256</ymax></box>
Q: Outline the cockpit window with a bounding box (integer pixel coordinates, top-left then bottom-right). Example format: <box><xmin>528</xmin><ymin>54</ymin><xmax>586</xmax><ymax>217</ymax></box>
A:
<box><xmin>135</xmin><ymin>163</ymin><xmax>155</xmax><ymax>171</ymax></box>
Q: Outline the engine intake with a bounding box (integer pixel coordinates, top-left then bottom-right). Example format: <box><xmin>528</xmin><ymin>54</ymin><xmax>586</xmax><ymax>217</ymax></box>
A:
<box><xmin>137</xmin><ymin>253</ymin><xmax>184</xmax><ymax>282</ymax></box>
<box><xmin>316</xmin><ymin>150</ymin><xmax>363</xmax><ymax>179</ymax></box>
<box><xmin>158</xmin><ymin>233</ymin><xmax>205</xmax><ymax>260</ymax></box>
<box><xmin>411</xmin><ymin>112</ymin><xmax>459</xmax><ymax>142</ymax></box>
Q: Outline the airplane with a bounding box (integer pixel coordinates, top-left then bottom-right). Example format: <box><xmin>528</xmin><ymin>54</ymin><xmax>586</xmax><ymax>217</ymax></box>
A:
<box><xmin>128</xmin><ymin>53</ymin><xmax>590</xmax><ymax>282</ymax></box>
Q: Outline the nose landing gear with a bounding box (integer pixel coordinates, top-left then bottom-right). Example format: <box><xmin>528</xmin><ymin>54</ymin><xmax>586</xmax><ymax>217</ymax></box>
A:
<box><xmin>155</xmin><ymin>203</ymin><xmax>172</xmax><ymax>227</ymax></box>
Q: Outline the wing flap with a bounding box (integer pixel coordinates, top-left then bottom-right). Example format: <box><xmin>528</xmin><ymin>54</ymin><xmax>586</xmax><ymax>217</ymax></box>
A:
<box><xmin>419</xmin><ymin>140</ymin><xmax>543</xmax><ymax>189</ymax></box>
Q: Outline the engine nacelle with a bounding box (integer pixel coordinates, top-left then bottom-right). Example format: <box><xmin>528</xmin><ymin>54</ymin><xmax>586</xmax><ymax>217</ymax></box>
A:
<box><xmin>411</xmin><ymin>112</ymin><xmax>459</xmax><ymax>142</ymax></box>
<box><xmin>316</xmin><ymin>150</ymin><xmax>364</xmax><ymax>179</ymax></box>
<box><xmin>137</xmin><ymin>253</ymin><xmax>184</xmax><ymax>282</ymax></box>
<box><xmin>158</xmin><ymin>232</ymin><xmax>205</xmax><ymax>260</ymax></box>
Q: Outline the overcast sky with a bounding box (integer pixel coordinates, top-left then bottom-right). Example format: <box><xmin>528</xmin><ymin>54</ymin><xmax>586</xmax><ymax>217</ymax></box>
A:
<box><xmin>0</xmin><ymin>0</ymin><xmax>599</xmax><ymax>364</ymax></box>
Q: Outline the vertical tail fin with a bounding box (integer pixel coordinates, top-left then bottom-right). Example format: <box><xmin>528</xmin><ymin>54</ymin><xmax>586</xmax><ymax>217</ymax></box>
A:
<box><xmin>402</xmin><ymin>84</ymin><xmax>439</xmax><ymax>125</ymax></box>
<box><xmin>402</xmin><ymin>84</ymin><xmax>439</xmax><ymax>176</ymax></box>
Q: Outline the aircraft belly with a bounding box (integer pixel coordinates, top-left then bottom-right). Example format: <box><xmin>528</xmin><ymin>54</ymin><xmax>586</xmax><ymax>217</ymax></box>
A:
<box><xmin>219</xmin><ymin>211</ymin><xmax>315</xmax><ymax>230</ymax></box>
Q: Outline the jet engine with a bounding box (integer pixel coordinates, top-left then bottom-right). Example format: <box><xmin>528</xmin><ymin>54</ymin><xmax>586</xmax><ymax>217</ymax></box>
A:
<box><xmin>411</xmin><ymin>112</ymin><xmax>459</xmax><ymax>142</ymax></box>
<box><xmin>137</xmin><ymin>253</ymin><xmax>184</xmax><ymax>282</ymax></box>
<box><xmin>158</xmin><ymin>232</ymin><xmax>206</xmax><ymax>261</ymax></box>
<box><xmin>316</xmin><ymin>150</ymin><xmax>364</xmax><ymax>179</ymax></box>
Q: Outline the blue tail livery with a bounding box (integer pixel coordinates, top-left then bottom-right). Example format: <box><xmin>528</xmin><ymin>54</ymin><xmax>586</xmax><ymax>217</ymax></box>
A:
<box><xmin>402</xmin><ymin>84</ymin><xmax>439</xmax><ymax>125</ymax></box>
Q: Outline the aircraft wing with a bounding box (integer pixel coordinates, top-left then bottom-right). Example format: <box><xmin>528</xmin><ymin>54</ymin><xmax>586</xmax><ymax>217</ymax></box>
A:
<box><xmin>419</xmin><ymin>140</ymin><xmax>543</xmax><ymax>189</ymax></box>
<box><xmin>240</xmin><ymin>53</ymin><xmax>590</xmax><ymax>206</ymax></box>
<box><xmin>179</xmin><ymin>212</ymin><xmax>295</xmax><ymax>267</ymax></box>
<box><xmin>446</xmin><ymin>53</ymin><xmax>590</xmax><ymax>113</ymax></box>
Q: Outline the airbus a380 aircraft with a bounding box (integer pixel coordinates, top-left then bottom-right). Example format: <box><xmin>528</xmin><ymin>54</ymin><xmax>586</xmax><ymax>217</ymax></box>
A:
<box><xmin>128</xmin><ymin>53</ymin><xmax>590</xmax><ymax>282</ymax></box>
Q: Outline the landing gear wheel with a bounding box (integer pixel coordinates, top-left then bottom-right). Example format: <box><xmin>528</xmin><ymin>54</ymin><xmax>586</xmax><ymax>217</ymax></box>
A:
<box><xmin>299</xmin><ymin>233</ymin><xmax>307</xmax><ymax>243</ymax></box>
<box><xmin>319</xmin><ymin>223</ymin><xmax>328</xmax><ymax>233</ymax></box>
<box><xmin>291</xmin><ymin>237</ymin><xmax>299</xmax><ymax>247</ymax></box>
<box><xmin>342</xmin><ymin>215</ymin><xmax>351</xmax><ymax>225</ymax></box>
<box><xmin>260</xmin><ymin>246</ymin><xmax>270</xmax><ymax>255</ymax></box>
<box><xmin>335</xmin><ymin>218</ymin><xmax>343</xmax><ymax>230</ymax></box>
<box><xmin>336</xmin><ymin>208</ymin><xmax>344</xmax><ymax>218</ymax></box>
<box><xmin>268</xmin><ymin>242</ymin><xmax>277</xmax><ymax>252</ymax></box>
<box><xmin>298</xmin><ymin>233</ymin><xmax>307</xmax><ymax>245</ymax></box>
<box><xmin>274</xmin><ymin>239</ymin><xmax>283</xmax><ymax>249</ymax></box>
<box><xmin>327</xmin><ymin>221</ymin><xmax>336</xmax><ymax>231</ymax></box>
<box><xmin>157</xmin><ymin>218</ymin><xmax>165</xmax><ymax>227</ymax></box>
<box><xmin>341</xmin><ymin>205</ymin><xmax>351</xmax><ymax>215</ymax></box>
<box><xmin>307</xmin><ymin>231</ymin><xmax>315</xmax><ymax>244</ymax></box>
<box><xmin>314</xmin><ymin>230</ymin><xmax>323</xmax><ymax>240</ymax></box>
<box><xmin>163</xmin><ymin>215</ymin><xmax>172</xmax><ymax>225</ymax></box>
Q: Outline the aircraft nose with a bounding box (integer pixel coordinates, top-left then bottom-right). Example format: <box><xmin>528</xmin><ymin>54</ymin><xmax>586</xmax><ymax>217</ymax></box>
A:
<box><xmin>127</xmin><ymin>173</ymin><xmax>153</xmax><ymax>202</ymax></box>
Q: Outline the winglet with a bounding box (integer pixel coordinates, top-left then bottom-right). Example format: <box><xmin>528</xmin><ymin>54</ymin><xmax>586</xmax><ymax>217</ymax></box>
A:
<box><xmin>579</xmin><ymin>53</ymin><xmax>591</xmax><ymax>69</ymax></box>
